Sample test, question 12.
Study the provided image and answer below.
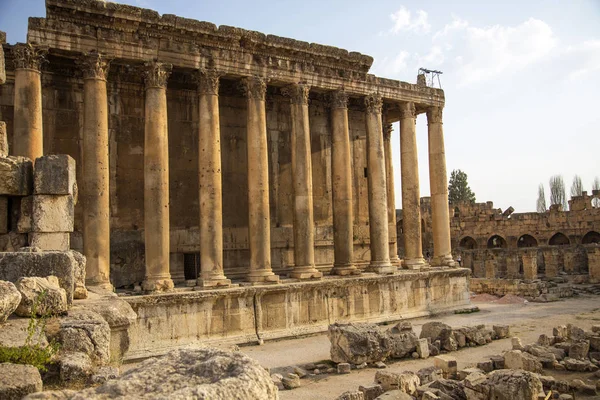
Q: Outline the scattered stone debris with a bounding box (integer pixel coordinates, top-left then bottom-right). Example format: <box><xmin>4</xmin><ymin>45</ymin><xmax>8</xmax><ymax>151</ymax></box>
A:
<box><xmin>14</xmin><ymin>276</ymin><xmax>68</xmax><ymax>317</ymax></box>
<box><xmin>0</xmin><ymin>280</ymin><xmax>21</xmax><ymax>322</ymax></box>
<box><xmin>0</xmin><ymin>363</ymin><xmax>43</xmax><ymax>399</ymax></box>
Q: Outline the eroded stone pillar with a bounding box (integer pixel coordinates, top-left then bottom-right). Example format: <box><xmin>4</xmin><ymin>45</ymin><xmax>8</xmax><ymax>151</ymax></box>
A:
<box><xmin>196</xmin><ymin>69</ymin><xmax>231</xmax><ymax>288</ymax></box>
<box><xmin>282</xmin><ymin>83</ymin><xmax>322</xmax><ymax>280</ymax></box>
<box><xmin>81</xmin><ymin>51</ymin><xmax>112</xmax><ymax>290</ymax></box>
<box><xmin>383</xmin><ymin>122</ymin><xmax>400</xmax><ymax>266</ymax></box>
<box><xmin>12</xmin><ymin>43</ymin><xmax>47</xmax><ymax>161</ymax></box>
<box><xmin>142</xmin><ymin>61</ymin><xmax>174</xmax><ymax>292</ymax></box>
<box><xmin>365</xmin><ymin>94</ymin><xmax>393</xmax><ymax>274</ymax></box>
<box><xmin>330</xmin><ymin>90</ymin><xmax>358</xmax><ymax>276</ymax></box>
<box><xmin>240</xmin><ymin>76</ymin><xmax>279</xmax><ymax>284</ymax></box>
<box><xmin>399</xmin><ymin>102</ymin><xmax>426</xmax><ymax>269</ymax></box>
<box><xmin>427</xmin><ymin>107</ymin><xmax>455</xmax><ymax>267</ymax></box>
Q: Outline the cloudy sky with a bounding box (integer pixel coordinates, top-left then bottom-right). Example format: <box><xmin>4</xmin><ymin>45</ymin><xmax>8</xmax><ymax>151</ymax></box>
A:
<box><xmin>1</xmin><ymin>0</ymin><xmax>599</xmax><ymax>212</ymax></box>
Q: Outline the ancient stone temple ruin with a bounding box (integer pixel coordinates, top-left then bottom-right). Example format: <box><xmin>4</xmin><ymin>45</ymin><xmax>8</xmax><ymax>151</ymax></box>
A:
<box><xmin>0</xmin><ymin>0</ymin><xmax>469</xmax><ymax>358</ymax></box>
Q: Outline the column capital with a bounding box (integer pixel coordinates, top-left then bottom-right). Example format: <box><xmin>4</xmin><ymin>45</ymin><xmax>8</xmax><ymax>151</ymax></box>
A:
<box><xmin>364</xmin><ymin>93</ymin><xmax>383</xmax><ymax>115</ymax></box>
<box><xmin>399</xmin><ymin>102</ymin><xmax>416</xmax><ymax>119</ymax></box>
<box><xmin>80</xmin><ymin>51</ymin><xmax>111</xmax><ymax>81</ymax></box>
<box><xmin>383</xmin><ymin>123</ymin><xmax>393</xmax><ymax>141</ymax></box>
<box><xmin>194</xmin><ymin>68</ymin><xmax>222</xmax><ymax>96</ymax></box>
<box><xmin>239</xmin><ymin>75</ymin><xmax>267</xmax><ymax>100</ymax></box>
<box><xmin>142</xmin><ymin>61</ymin><xmax>172</xmax><ymax>90</ymax></box>
<box><xmin>328</xmin><ymin>89</ymin><xmax>348</xmax><ymax>109</ymax></box>
<box><xmin>12</xmin><ymin>43</ymin><xmax>48</xmax><ymax>71</ymax></box>
<box><xmin>281</xmin><ymin>82</ymin><xmax>310</xmax><ymax>105</ymax></box>
<box><xmin>426</xmin><ymin>106</ymin><xmax>443</xmax><ymax>124</ymax></box>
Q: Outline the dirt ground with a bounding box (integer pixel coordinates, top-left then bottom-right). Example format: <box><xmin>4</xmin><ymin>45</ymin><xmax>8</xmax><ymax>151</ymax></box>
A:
<box><xmin>240</xmin><ymin>294</ymin><xmax>600</xmax><ymax>400</ymax></box>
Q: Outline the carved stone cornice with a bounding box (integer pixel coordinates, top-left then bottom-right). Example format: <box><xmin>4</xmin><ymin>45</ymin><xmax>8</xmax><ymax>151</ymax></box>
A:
<box><xmin>364</xmin><ymin>93</ymin><xmax>383</xmax><ymax>115</ymax></box>
<box><xmin>194</xmin><ymin>68</ymin><xmax>221</xmax><ymax>95</ymax></box>
<box><xmin>239</xmin><ymin>76</ymin><xmax>267</xmax><ymax>101</ymax></box>
<box><xmin>280</xmin><ymin>83</ymin><xmax>310</xmax><ymax>105</ymax></box>
<box><xmin>80</xmin><ymin>51</ymin><xmax>111</xmax><ymax>80</ymax></box>
<box><xmin>399</xmin><ymin>102</ymin><xmax>416</xmax><ymax>120</ymax></box>
<box><xmin>426</xmin><ymin>107</ymin><xmax>443</xmax><ymax>124</ymax></box>
<box><xmin>142</xmin><ymin>61</ymin><xmax>172</xmax><ymax>89</ymax></box>
<box><xmin>12</xmin><ymin>43</ymin><xmax>48</xmax><ymax>71</ymax></box>
<box><xmin>328</xmin><ymin>89</ymin><xmax>348</xmax><ymax>109</ymax></box>
<box><xmin>383</xmin><ymin>124</ymin><xmax>393</xmax><ymax>141</ymax></box>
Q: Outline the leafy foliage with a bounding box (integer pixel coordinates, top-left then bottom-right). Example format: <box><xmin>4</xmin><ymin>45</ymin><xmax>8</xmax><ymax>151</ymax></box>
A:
<box><xmin>549</xmin><ymin>175</ymin><xmax>567</xmax><ymax>210</ymax></box>
<box><xmin>570</xmin><ymin>175</ymin><xmax>583</xmax><ymax>198</ymax></box>
<box><xmin>536</xmin><ymin>184</ymin><xmax>547</xmax><ymax>213</ymax></box>
<box><xmin>448</xmin><ymin>169</ymin><xmax>476</xmax><ymax>204</ymax></box>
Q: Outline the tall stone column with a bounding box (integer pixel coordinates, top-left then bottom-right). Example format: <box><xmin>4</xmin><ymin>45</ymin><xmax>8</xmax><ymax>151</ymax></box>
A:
<box><xmin>240</xmin><ymin>76</ymin><xmax>279</xmax><ymax>284</ymax></box>
<box><xmin>281</xmin><ymin>83</ymin><xmax>322</xmax><ymax>280</ymax></box>
<box><xmin>364</xmin><ymin>94</ymin><xmax>393</xmax><ymax>274</ymax></box>
<box><xmin>330</xmin><ymin>90</ymin><xmax>358</xmax><ymax>276</ymax></box>
<box><xmin>81</xmin><ymin>51</ymin><xmax>112</xmax><ymax>289</ymax></box>
<box><xmin>427</xmin><ymin>107</ymin><xmax>455</xmax><ymax>267</ymax></box>
<box><xmin>399</xmin><ymin>102</ymin><xmax>426</xmax><ymax>269</ymax></box>
<box><xmin>383</xmin><ymin>122</ymin><xmax>400</xmax><ymax>266</ymax></box>
<box><xmin>196</xmin><ymin>69</ymin><xmax>231</xmax><ymax>287</ymax></box>
<box><xmin>12</xmin><ymin>43</ymin><xmax>47</xmax><ymax>161</ymax></box>
<box><xmin>142</xmin><ymin>61</ymin><xmax>174</xmax><ymax>292</ymax></box>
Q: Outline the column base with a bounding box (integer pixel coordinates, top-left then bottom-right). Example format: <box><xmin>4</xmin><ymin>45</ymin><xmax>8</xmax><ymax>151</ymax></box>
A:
<box><xmin>85</xmin><ymin>278</ymin><xmax>113</xmax><ymax>292</ymax></box>
<box><xmin>247</xmin><ymin>272</ymin><xmax>280</xmax><ymax>285</ymax></box>
<box><xmin>289</xmin><ymin>266</ymin><xmax>323</xmax><ymax>280</ymax></box>
<box><xmin>431</xmin><ymin>254</ymin><xmax>456</xmax><ymax>268</ymax></box>
<box><xmin>331</xmin><ymin>263</ymin><xmax>361</xmax><ymax>276</ymax></box>
<box><xmin>142</xmin><ymin>277</ymin><xmax>174</xmax><ymax>292</ymax></box>
<box><xmin>403</xmin><ymin>257</ymin><xmax>427</xmax><ymax>270</ymax></box>
<box><xmin>196</xmin><ymin>276</ymin><xmax>232</xmax><ymax>288</ymax></box>
<box><xmin>390</xmin><ymin>256</ymin><xmax>401</xmax><ymax>268</ymax></box>
<box><xmin>368</xmin><ymin>260</ymin><xmax>394</xmax><ymax>274</ymax></box>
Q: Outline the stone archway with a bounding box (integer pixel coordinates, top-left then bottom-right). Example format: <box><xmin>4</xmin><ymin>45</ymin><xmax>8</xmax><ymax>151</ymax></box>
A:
<box><xmin>582</xmin><ymin>231</ymin><xmax>600</xmax><ymax>244</ymax></box>
<box><xmin>487</xmin><ymin>235</ymin><xmax>507</xmax><ymax>249</ymax></box>
<box><xmin>517</xmin><ymin>234</ymin><xmax>538</xmax><ymax>248</ymax></box>
<box><xmin>549</xmin><ymin>232</ymin><xmax>570</xmax><ymax>246</ymax></box>
<box><xmin>459</xmin><ymin>236</ymin><xmax>477</xmax><ymax>250</ymax></box>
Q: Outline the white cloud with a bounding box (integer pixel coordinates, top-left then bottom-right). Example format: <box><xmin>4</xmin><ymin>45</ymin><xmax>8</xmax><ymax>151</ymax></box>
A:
<box><xmin>564</xmin><ymin>40</ymin><xmax>600</xmax><ymax>80</ymax></box>
<box><xmin>389</xmin><ymin>7</ymin><xmax>431</xmax><ymax>34</ymax></box>
<box><xmin>372</xmin><ymin>51</ymin><xmax>412</xmax><ymax>76</ymax></box>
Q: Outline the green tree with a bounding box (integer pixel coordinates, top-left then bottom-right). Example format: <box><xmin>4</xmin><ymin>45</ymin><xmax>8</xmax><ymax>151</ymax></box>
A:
<box><xmin>536</xmin><ymin>183</ymin><xmax>547</xmax><ymax>213</ymax></box>
<box><xmin>570</xmin><ymin>175</ymin><xmax>583</xmax><ymax>198</ymax></box>
<box><xmin>448</xmin><ymin>169</ymin><xmax>476</xmax><ymax>204</ymax></box>
<box><xmin>592</xmin><ymin>176</ymin><xmax>600</xmax><ymax>208</ymax></box>
<box><xmin>549</xmin><ymin>175</ymin><xmax>567</xmax><ymax>210</ymax></box>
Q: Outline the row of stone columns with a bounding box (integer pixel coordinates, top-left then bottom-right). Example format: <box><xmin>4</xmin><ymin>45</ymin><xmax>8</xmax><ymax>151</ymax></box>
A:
<box><xmin>9</xmin><ymin>44</ymin><xmax>455</xmax><ymax>292</ymax></box>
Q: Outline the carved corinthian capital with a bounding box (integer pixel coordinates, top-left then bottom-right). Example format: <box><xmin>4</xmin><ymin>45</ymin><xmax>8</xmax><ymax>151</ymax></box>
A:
<box><xmin>328</xmin><ymin>89</ymin><xmax>348</xmax><ymax>109</ymax></box>
<box><xmin>281</xmin><ymin>83</ymin><xmax>310</xmax><ymax>105</ymax></box>
<box><xmin>383</xmin><ymin>123</ymin><xmax>393</xmax><ymax>141</ymax></box>
<box><xmin>239</xmin><ymin>76</ymin><xmax>267</xmax><ymax>100</ymax></box>
<box><xmin>426</xmin><ymin>107</ymin><xmax>443</xmax><ymax>124</ymax></box>
<box><xmin>398</xmin><ymin>102</ymin><xmax>416</xmax><ymax>120</ymax></box>
<box><xmin>142</xmin><ymin>61</ymin><xmax>172</xmax><ymax>89</ymax></box>
<box><xmin>81</xmin><ymin>51</ymin><xmax>111</xmax><ymax>80</ymax></box>
<box><xmin>12</xmin><ymin>43</ymin><xmax>48</xmax><ymax>71</ymax></box>
<box><xmin>364</xmin><ymin>93</ymin><xmax>383</xmax><ymax>115</ymax></box>
<box><xmin>194</xmin><ymin>68</ymin><xmax>221</xmax><ymax>96</ymax></box>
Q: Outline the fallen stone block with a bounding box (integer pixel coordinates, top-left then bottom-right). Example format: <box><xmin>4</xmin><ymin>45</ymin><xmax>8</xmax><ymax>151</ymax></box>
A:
<box><xmin>328</xmin><ymin>323</ymin><xmax>391</xmax><ymax>364</ymax></box>
<box><xmin>458</xmin><ymin>367</ymin><xmax>483</xmax><ymax>380</ymax></box>
<box><xmin>359</xmin><ymin>384</ymin><xmax>384</xmax><ymax>400</ymax></box>
<box><xmin>0</xmin><ymin>281</ymin><xmax>21</xmax><ymax>322</ymax></box>
<box><xmin>0</xmin><ymin>318</ymin><xmax>48</xmax><ymax>348</ymax></box>
<box><xmin>14</xmin><ymin>276</ymin><xmax>68</xmax><ymax>317</ymax></box>
<box><xmin>374</xmin><ymin>390</ymin><xmax>413</xmax><ymax>399</ymax></box>
<box><xmin>60</xmin><ymin>352</ymin><xmax>94</xmax><ymax>382</ymax></box>
<box><xmin>568</xmin><ymin>340</ymin><xmax>590</xmax><ymax>359</ymax></box>
<box><xmin>292</xmin><ymin>366</ymin><xmax>308</xmax><ymax>378</ymax></box>
<box><xmin>567</xmin><ymin>324</ymin><xmax>586</xmax><ymax>341</ymax></box>
<box><xmin>282</xmin><ymin>373</ymin><xmax>300</xmax><ymax>390</ymax></box>
<box><xmin>492</xmin><ymin>324</ymin><xmax>510</xmax><ymax>339</ymax></box>
<box><xmin>88</xmin><ymin>366</ymin><xmax>119</xmax><ymax>385</ymax></box>
<box><xmin>589</xmin><ymin>336</ymin><xmax>600</xmax><ymax>351</ymax></box>
<box><xmin>54</xmin><ymin>309</ymin><xmax>111</xmax><ymax>364</ymax></box>
<box><xmin>490</xmin><ymin>355</ymin><xmax>505</xmax><ymax>369</ymax></box>
<box><xmin>33</xmin><ymin>155</ymin><xmax>76</xmax><ymax>196</ymax></box>
<box><xmin>374</xmin><ymin>370</ymin><xmax>420</xmax><ymax>394</ymax></box>
<box><xmin>0</xmin><ymin>251</ymin><xmax>76</xmax><ymax>304</ymax></box>
<box><xmin>388</xmin><ymin>321</ymin><xmax>418</xmax><ymax>358</ymax></box>
<box><xmin>563</xmin><ymin>357</ymin><xmax>598</xmax><ymax>372</ymax></box>
<box><xmin>537</xmin><ymin>334</ymin><xmax>552</xmax><ymax>347</ymax></box>
<box><xmin>337</xmin><ymin>363</ymin><xmax>351</xmax><ymax>374</ymax></box>
<box><xmin>571</xmin><ymin>379</ymin><xmax>597</xmax><ymax>396</ymax></box>
<box><xmin>512</xmin><ymin>336</ymin><xmax>524</xmax><ymax>350</ymax></box>
<box><xmin>0</xmin><ymin>364</ymin><xmax>42</xmax><ymax>398</ymax></box>
<box><xmin>476</xmin><ymin>360</ymin><xmax>493</xmax><ymax>373</ymax></box>
<box><xmin>416</xmin><ymin>366</ymin><xmax>443</xmax><ymax>385</ymax></box>
<box><xmin>433</xmin><ymin>355</ymin><xmax>458</xmax><ymax>379</ymax></box>
<box><xmin>553</xmin><ymin>325</ymin><xmax>567</xmax><ymax>339</ymax></box>
<box><xmin>29</xmin><ymin>232</ymin><xmax>70</xmax><ymax>251</ymax></box>
<box><xmin>0</xmin><ymin>156</ymin><xmax>33</xmax><ymax>196</ymax></box>
<box><xmin>336</xmin><ymin>391</ymin><xmax>365</xmax><ymax>400</ymax></box>
<box><xmin>72</xmin><ymin>348</ymin><xmax>279</xmax><ymax>399</ymax></box>
<box><xmin>503</xmin><ymin>350</ymin><xmax>542</xmax><ymax>373</ymax></box>
<box><xmin>31</xmin><ymin>195</ymin><xmax>74</xmax><ymax>233</ymax></box>
<box><xmin>68</xmin><ymin>251</ymin><xmax>88</xmax><ymax>300</ymax></box>
<box><xmin>417</xmin><ymin>338</ymin><xmax>430</xmax><ymax>358</ymax></box>
<box><xmin>486</xmin><ymin>369</ymin><xmax>544</xmax><ymax>400</ymax></box>
<box><xmin>428</xmin><ymin>378</ymin><xmax>466</xmax><ymax>399</ymax></box>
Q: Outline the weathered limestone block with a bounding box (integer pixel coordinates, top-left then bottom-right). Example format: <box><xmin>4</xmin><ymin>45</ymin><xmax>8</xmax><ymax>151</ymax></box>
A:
<box><xmin>0</xmin><ymin>156</ymin><xmax>33</xmax><ymax>196</ymax></box>
<box><xmin>416</xmin><ymin>366</ymin><xmax>443</xmax><ymax>385</ymax></box>
<box><xmin>0</xmin><ymin>281</ymin><xmax>21</xmax><ymax>322</ymax></box>
<box><xmin>374</xmin><ymin>370</ymin><xmax>420</xmax><ymax>394</ymax></box>
<box><xmin>282</xmin><ymin>373</ymin><xmax>301</xmax><ymax>389</ymax></box>
<box><xmin>336</xmin><ymin>391</ymin><xmax>365</xmax><ymax>400</ymax></box>
<box><xmin>29</xmin><ymin>232</ymin><xmax>70</xmax><ymax>251</ymax></box>
<box><xmin>33</xmin><ymin>155</ymin><xmax>76</xmax><ymax>196</ymax></box>
<box><xmin>522</xmin><ymin>250</ymin><xmax>538</xmax><ymax>280</ymax></box>
<box><xmin>589</xmin><ymin>336</ymin><xmax>600</xmax><ymax>351</ymax></box>
<box><xmin>0</xmin><ymin>251</ymin><xmax>76</xmax><ymax>304</ymax></box>
<box><xmin>567</xmin><ymin>324</ymin><xmax>586</xmax><ymax>341</ymax></box>
<box><xmin>359</xmin><ymin>384</ymin><xmax>384</xmax><ymax>400</ymax></box>
<box><xmin>328</xmin><ymin>323</ymin><xmax>391</xmax><ymax>364</ymax></box>
<box><xmin>0</xmin><ymin>232</ymin><xmax>27</xmax><ymax>252</ymax></box>
<box><xmin>71</xmin><ymin>348</ymin><xmax>278</xmax><ymax>399</ymax></box>
<box><xmin>486</xmin><ymin>369</ymin><xmax>544</xmax><ymax>400</ymax></box>
<box><xmin>388</xmin><ymin>322</ymin><xmax>418</xmax><ymax>359</ymax></box>
<box><xmin>14</xmin><ymin>276</ymin><xmax>68</xmax><ymax>317</ymax></box>
<box><xmin>433</xmin><ymin>355</ymin><xmax>458</xmax><ymax>378</ymax></box>
<box><xmin>563</xmin><ymin>357</ymin><xmax>597</xmax><ymax>372</ymax></box>
<box><xmin>416</xmin><ymin>338</ymin><xmax>430</xmax><ymax>358</ymax></box>
<box><xmin>420</xmin><ymin>321</ymin><xmax>457</xmax><ymax>351</ymax></box>
<box><xmin>31</xmin><ymin>195</ymin><xmax>74</xmax><ymax>232</ymax></box>
<box><xmin>503</xmin><ymin>350</ymin><xmax>542</xmax><ymax>373</ymax></box>
<box><xmin>568</xmin><ymin>341</ymin><xmax>590</xmax><ymax>359</ymax></box>
<box><xmin>588</xmin><ymin>248</ymin><xmax>600</xmax><ymax>283</ymax></box>
<box><xmin>17</xmin><ymin>196</ymin><xmax>32</xmax><ymax>233</ymax></box>
<box><xmin>68</xmin><ymin>251</ymin><xmax>88</xmax><ymax>300</ymax></box>
<box><xmin>374</xmin><ymin>390</ymin><xmax>413</xmax><ymax>399</ymax></box>
<box><xmin>23</xmin><ymin>390</ymin><xmax>78</xmax><ymax>399</ymax></box>
<box><xmin>0</xmin><ymin>123</ymin><xmax>6</xmax><ymax>158</ymax></box>
<box><xmin>0</xmin><ymin>363</ymin><xmax>43</xmax><ymax>399</ymax></box>
<box><xmin>0</xmin><ymin>318</ymin><xmax>48</xmax><ymax>347</ymax></box>
<box><xmin>55</xmin><ymin>309</ymin><xmax>110</xmax><ymax>364</ymax></box>
<box><xmin>492</xmin><ymin>324</ymin><xmax>510</xmax><ymax>339</ymax></box>
<box><xmin>0</xmin><ymin>196</ymin><xmax>7</xmax><ymax>234</ymax></box>
<box><xmin>89</xmin><ymin>366</ymin><xmax>120</xmax><ymax>385</ymax></box>
<box><xmin>59</xmin><ymin>352</ymin><xmax>94</xmax><ymax>382</ymax></box>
